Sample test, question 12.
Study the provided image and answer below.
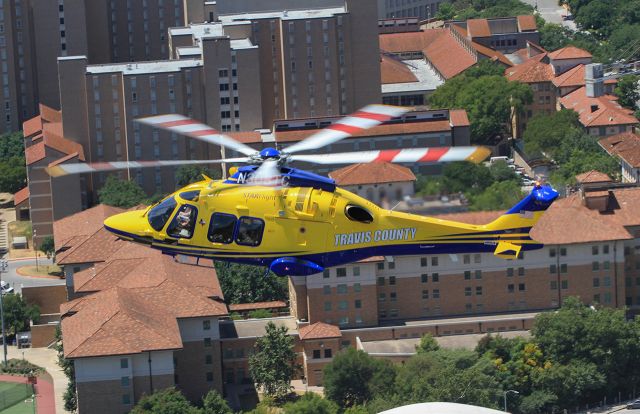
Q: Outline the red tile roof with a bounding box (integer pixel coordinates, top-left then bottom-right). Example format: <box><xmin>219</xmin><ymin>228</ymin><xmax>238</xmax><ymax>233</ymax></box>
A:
<box><xmin>517</xmin><ymin>15</ymin><xmax>537</xmax><ymax>31</ymax></box>
<box><xmin>559</xmin><ymin>87</ymin><xmax>638</xmax><ymax>128</ymax></box>
<box><xmin>575</xmin><ymin>170</ymin><xmax>612</xmax><ymax>184</ymax></box>
<box><xmin>13</xmin><ymin>187</ymin><xmax>29</xmax><ymax>206</ymax></box>
<box><xmin>472</xmin><ymin>42</ymin><xmax>513</xmax><ymax>67</ymax></box>
<box><xmin>299</xmin><ymin>322</ymin><xmax>341</xmax><ymax>340</ymax></box>
<box><xmin>53</xmin><ymin>204</ymin><xmax>125</xmax><ymax>251</ymax></box>
<box><xmin>229</xmin><ymin>301</ymin><xmax>288</xmax><ymax>312</ymax></box>
<box><xmin>467</xmin><ymin>19</ymin><xmax>491</xmax><ymax>37</ymax></box>
<box><xmin>505</xmin><ymin>53</ymin><xmax>555</xmax><ymax>83</ymax></box>
<box><xmin>599</xmin><ymin>132</ymin><xmax>640</xmax><ymax>168</ymax></box>
<box><xmin>380</xmin><ymin>54</ymin><xmax>419</xmax><ymax>84</ymax></box>
<box><xmin>548</xmin><ymin>46</ymin><xmax>592</xmax><ymax>60</ymax></box>
<box><xmin>449</xmin><ymin>109</ymin><xmax>470</xmax><ymax>127</ymax></box>
<box><xmin>329</xmin><ymin>162</ymin><xmax>416</xmax><ymax>186</ymax></box>
<box><xmin>25</xmin><ymin>142</ymin><xmax>46</xmax><ymax>165</ymax></box>
<box><xmin>552</xmin><ymin>64</ymin><xmax>617</xmax><ymax>88</ymax></box>
<box><xmin>22</xmin><ymin>116</ymin><xmax>42</xmax><ymax>139</ymax></box>
<box><xmin>275</xmin><ymin>119</ymin><xmax>452</xmax><ymax>143</ymax></box>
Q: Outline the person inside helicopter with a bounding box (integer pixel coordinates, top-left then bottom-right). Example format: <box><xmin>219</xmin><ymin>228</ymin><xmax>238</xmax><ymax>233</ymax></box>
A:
<box><xmin>167</xmin><ymin>204</ymin><xmax>197</xmax><ymax>238</ymax></box>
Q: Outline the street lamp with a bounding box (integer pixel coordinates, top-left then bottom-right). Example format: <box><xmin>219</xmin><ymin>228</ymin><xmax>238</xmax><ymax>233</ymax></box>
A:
<box><xmin>504</xmin><ymin>390</ymin><xmax>519</xmax><ymax>412</ymax></box>
<box><xmin>32</xmin><ymin>229</ymin><xmax>38</xmax><ymax>271</ymax></box>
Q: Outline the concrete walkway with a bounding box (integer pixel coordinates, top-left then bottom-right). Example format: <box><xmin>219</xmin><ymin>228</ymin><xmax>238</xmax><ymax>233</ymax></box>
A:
<box><xmin>6</xmin><ymin>346</ymin><xmax>67</xmax><ymax>414</ymax></box>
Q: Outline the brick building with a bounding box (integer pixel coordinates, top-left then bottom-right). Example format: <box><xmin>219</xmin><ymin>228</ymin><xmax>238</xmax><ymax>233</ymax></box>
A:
<box><xmin>599</xmin><ymin>132</ymin><xmax>640</xmax><ymax>183</ymax></box>
<box><xmin>447</xmin><ymin>15</ymin><xmax>539</xmax><ymax>54</ymax></box>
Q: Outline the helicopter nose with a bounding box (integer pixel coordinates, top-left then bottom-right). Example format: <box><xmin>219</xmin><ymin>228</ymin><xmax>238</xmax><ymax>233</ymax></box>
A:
<box><xmin>104</xmin><ymin>210</ymin><xmax>152</xmax><ymax>241</ymax></box>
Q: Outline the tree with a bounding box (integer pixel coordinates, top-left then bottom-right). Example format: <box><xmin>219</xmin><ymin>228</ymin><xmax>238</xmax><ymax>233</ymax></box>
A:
<box><xmin>40</xmin><ymin>236</ymin><xmax>55</xmax><ymax>257</ymax></box>
<box><xmin>283</xmin><ymin>393</ymin><xmax>338</xmax><ymax>414</ymax></box>
<box><xmin>0</xmin><ymin>156</ymin><xmax>27</xmax><ymax>194</ymax></box>
<box><xmin>323</xmin><ymin>348</ymin><xmax>396</xmax><ymax>408</ymax></box>
<box><xmin>343</xmin><ymin>406</ymin><xmax>369</xmax><ymax>414</ymax></box>
<box><xmin>532</xmin><ymin>297</ymin><xmax>640</xmax><ymax>396</ymax></box>
<box><xmin>488</xmin><ymin>161</ymin><xmax>518</xmax><ymax>183</ymax></box>
<box><xmin>202</xmin><ymin>390</ymin><xmax>232</xmax><ymax>414</ymax></box>
<box><xmin>431</xmin><ymin>75</ymin><xmax>532</xmax><ymax>144</ymax></box>
<box><xmin>0</xmin><ymin>132</ymin><xmax>24</xmax><ymax>159</ymax></box>
<box><xmin>98</xmin><ymin>176</ymin><xmax>148</xmax><ymax>208</ymax></box>
<box><xmin>3</xmin><ymin>293</ymin><xmax>39</xmax><ymax>335</ymax></box>
<box><xmin>575</xmin><ymin>0</ymin><xmax>612</xmax><ymax>32</ymax></box>
<box><xmin>614</xmin><ymin>75</ymin><xmax>640</xmax><ymax>110</ymax></box>
<box><xmin>441</xmin><ymin>162</ymin><xmax>492</xmax><ymax>195</ymax></box>
<box><xmin>175</xmin><ymin>165</ymin><xmax>222</xmax><ymax>187</ymax></box>
<box><xmin>415</xmin><ymin>333</ymin><xmax>440</xmax><ymax>353</ymax></box>
<box><xmin>131</xmin><ymin>388</ymin><xmax>200</xmax><ymax>414</ymax></box>
<box><xmin>214</xmin><ymin>263</ymin><xmax>288</xmax><ymax>304</ymax></box>
<box><xmin>434</xmin><ymin>2</ymin><xmax>456</xmax><ymax>20</ymax></box>
<box><xmin>522</xmin><ymin>110</ymin><xmax>582</xmax><ymax>158</ymax></box>
<box><xmin>467</xmin><ymin>181</ymin><xmax>524</xmax><ymax>211</ymax></box>
<box><xmin>465</xmin><ymin>60</ymin><xmax>510</xmax><ymax>79</ymax></box>
<box><xmin>249</xmin><ymin>322</ymin><xmax>299</xmax><ymax>400</ymax></box>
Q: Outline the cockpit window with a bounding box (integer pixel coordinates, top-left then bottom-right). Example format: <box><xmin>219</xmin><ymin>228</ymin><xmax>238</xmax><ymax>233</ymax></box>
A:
<box><xmin>167</xmin><ymin>204</ymin><xmax>198</xmax><ymax>239</ymax></box>
<box><xmin>208</xmin><ymin>213</ymin><xmax>237</xmax><ymax>244</ymax></box>
<box><xmin>148</xmin><ymin>197</ymin><xmax>177</xmax><ymax>231</ymax></box>
<box><xmin>345</xmin><ymin>205</ymin><xmax>374</xmax><ymax>223</ymax></box>
<box><xmin>236</xmin><ymin>217</ymin><xmax>265</xmax><ymax>247</ymax></box>
<box><xmin>179</xmin><ymin>190</ymin><xmax>200</xmax><ymax>202</ymax></box>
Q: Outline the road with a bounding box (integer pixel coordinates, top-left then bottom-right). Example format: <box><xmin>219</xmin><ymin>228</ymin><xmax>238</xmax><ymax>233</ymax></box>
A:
<box><xmin>521</xmin><ymin>0</ymin><xmax>577</xmax><ymax>30</ymax></box>
<box><xmin>0</xmin><ymin>256</ymin><xmax>65</xmax><ymax>293</ymax></box>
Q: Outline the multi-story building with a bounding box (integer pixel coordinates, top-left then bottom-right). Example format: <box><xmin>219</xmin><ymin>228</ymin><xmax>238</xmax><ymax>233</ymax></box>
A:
<box><xmin>599</xmin><ymin>132</ymin><xmax>640</xmax><ymax>183</ymax></box>
<box><xmin>447</xmin><ymin>15</ymin><xmax>539</xmax><ymax>54</ymax></box>
<box><xmin>377</xmin><ymin>0</ymin><xmax>447</xmax><ymax>20</ymax></box>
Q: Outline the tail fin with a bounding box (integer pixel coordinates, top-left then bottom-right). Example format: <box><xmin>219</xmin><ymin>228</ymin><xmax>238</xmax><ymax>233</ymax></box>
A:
<box><xmin>484</xmin><ymin>184</ymin><xmax>559</xmax><ymax>259</ymax></box>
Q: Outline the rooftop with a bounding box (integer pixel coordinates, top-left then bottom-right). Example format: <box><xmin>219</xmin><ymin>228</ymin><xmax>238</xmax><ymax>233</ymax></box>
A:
<box><xmin>220</xmin><ymin>316</ymin><xmax>298</xmax><ymax>339</ymax></box>
<box><xmin>218</xmin><ymin>7</ymin><xmax>346</xmax><ymax>22</ymax></box>
<box><xmin>86</xmin><ymin>58</ymin><xmax>203</xmax><ymax>75</ymax></box>
<box><xmin>552</xmin><ymin>64</ymin><xmax>617</xmax><ymax>88</ymax></box>
<box><xmin>13</xmin><ymin>187</ymin><xmax>29</xmax><ymax>206</ymax></box>
<box><xmin>548</xmin><ymin>46</ymin><xmax>592</xmax><ymax>60</ymax></box>
<box><xmin>575</xmin><ymin>170</ymin><xmax>613</xmax><ymax>184</ymax></box>
<box><xmin>228</xmin><ymin>301</ymin><xmax>288</xmax><ymax>312</ymax></box>
<box><xmin>53</xmin><ymin>204</ymin><xmax>124</xmax><ymax>252</ymax></box>
<box><xmin>599</xmin><ymin>132</ymin><xmax>640</xmax><ymax>168</ymax></box>
<box><xmin>559</xmin><ymin>86</ymin><xmax>638</xmax><ymax>128</ymax></box>
<box><xmin>504</xmin><ymin>53</ymin><xmax>554</xmax><ymax>83</ymax></box>
<box><xmin>381</xmin><ymin>58</ymin><xmax>444</xmax><ymax>94</ymax></box>
<box><xmin>329</xmin><ymin>162</ymin><xmax>417</xmax><ymax>186</ymax></box>
<box><xmin>298</xmin><ymin>322</ymin><xmax>341</xmax><ymax>340</ymax></box>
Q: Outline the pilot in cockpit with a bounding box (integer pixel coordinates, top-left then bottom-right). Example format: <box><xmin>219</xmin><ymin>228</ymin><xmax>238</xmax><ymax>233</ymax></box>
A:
<box><xmin>176</xmin><ymin>205</ymin><xmax>194</xmax><ymax>238</ymax></box>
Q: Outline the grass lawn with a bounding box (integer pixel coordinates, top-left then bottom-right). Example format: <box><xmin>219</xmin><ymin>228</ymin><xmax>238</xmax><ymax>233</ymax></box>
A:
<box><xmin>0</xmin><ymin>382</ymin><xmax>34</xmax><ymax>413</ymax></box>
<box><xmin>16</xmin><ymin>265</ymin><xmax>62</xmax><ymax>278</ymax></box>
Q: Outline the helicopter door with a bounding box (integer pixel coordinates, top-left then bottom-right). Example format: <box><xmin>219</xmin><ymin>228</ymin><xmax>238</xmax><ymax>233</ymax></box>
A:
<box><xmin>165</xmin><ymin>204</ymin><xmax>198</xmax><ymax>242</ymax></box>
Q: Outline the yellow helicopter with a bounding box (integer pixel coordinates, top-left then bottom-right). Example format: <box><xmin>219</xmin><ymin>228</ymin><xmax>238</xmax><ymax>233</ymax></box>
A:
<box><xmin>48</xmin><ymin>105</ymin><xmax>558</xmax><ymax>276</ymax></box>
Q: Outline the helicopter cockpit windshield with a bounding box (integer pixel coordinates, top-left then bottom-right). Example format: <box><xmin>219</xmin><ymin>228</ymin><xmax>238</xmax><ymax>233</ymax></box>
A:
<box><xmin>148</xmin><ymin>196</ymin><xmax>177</xmax><ymax>231</ymax></box>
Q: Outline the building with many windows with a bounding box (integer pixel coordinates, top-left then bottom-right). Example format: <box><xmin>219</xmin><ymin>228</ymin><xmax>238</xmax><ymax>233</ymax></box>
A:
<box><xmin>377</xmin><ymin>0</ymin><xmax>447</xmax><ymax>20</ymax></box>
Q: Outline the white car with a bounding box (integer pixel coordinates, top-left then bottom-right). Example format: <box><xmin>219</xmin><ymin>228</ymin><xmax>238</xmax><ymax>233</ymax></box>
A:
<box><xmin>0</xmin><ymin>281</ymin><xmax>13</xmax><ymax>295</ymax></box>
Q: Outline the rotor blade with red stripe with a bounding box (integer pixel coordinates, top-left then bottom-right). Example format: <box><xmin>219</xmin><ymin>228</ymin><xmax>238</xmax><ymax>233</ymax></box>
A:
<box><xmin>46</xmin><ymin>158</ymin><xmax>250</xmax><ymax>177</ymax></box>
<box><xmin>289</xmin><ymin>147</ymin><xmax>491</xmax><ymax>165</ymax></box>
<box><xmin>136</xmin><ymin>114</ymin><xmax>257</xmax><ymax>156</ymax></box>
<box><xmin>282</xmin><ymin>105</ymin><xmax>410</xmax><ymax>154</ymax></box>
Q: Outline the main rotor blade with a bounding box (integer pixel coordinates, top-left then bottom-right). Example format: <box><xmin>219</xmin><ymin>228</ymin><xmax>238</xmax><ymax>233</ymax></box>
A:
<box><xmin>282</xmin><ymin>105</ymin><xmax>410</xmax><ymax>154</ymax></box>
<box><xmin>289</xmin><ymin>147</ymin><xmax>491</xmax><ymax>165</ymax></box>
<box><xmin>136</xmin><ymin>114</ymin><xmax>257</xmax><ymax>157</ymax></box>
<box><xmin>246</xmin><ymin>159</ymin><xmax>284</xmax><ymax>187</ymax></box>
<box><xmin>46</xmin><ymin>158</ymin><xmax>250</xmax><ymax>177</ymax></box>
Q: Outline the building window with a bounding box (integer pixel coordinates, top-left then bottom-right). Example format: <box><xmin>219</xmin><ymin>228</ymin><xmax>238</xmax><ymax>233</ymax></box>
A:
<box><xmin>204</xmin><ymin>338</ymin><xmax>212</xmax><ymax>347</ymax></box>
<box><xmin>518</xmin><ymin>283</ymin><xmax>526</xmax><ymax>291</ymax></box>
<box><xmin>476</xmin><ymin>286</ymin><xmax>483</xmax><ymax>295</ymax></box>
<box><xmin>323</xmin><ymin>285</ymin><xmax>331</xmax><ymax>294</ymax></box>
<box><xmin>324</xmin><ymin>301</ymin><xmax>332</xmax><ymax>311</ymax></box>
<box><xmin>603</xmin><ymin>276</ymin><xmax>611</xmax><ymax>287</ymax></box>
<box><xmin>353</xmin><ymin>267</ymin><xmax>360</xmax><ymax>277</ymax></box>
<box><xmin>550</xmin><ymin>281</ymin><xmax>558</xmax><ymax>290</ymax></box>
<box><xmin>603</xmin><ymin>245</ymin><xmax>610</xmax><ymax>254</ymax></box>
<box><xmin>561</xmin><ymin>280</ymin><xmax>568</xmax><ymax>289</ymax></box>
<box><xmin>121</xmin><ymin>376</ymin><xmax>129</xmax><ymax>387</ymax></box>
<box><xmin>421</xmin><ymin>274</ymin><xmax>428</xmax><ymax>283</ymax></box>
<box><xmin>389</xmin><ymin>276</ymin><xmax>396</xmax><ymax>285</ymax></box>
<box><xmin>378</xmin><ymin>293</ymin><xmax>386</xmax><ymax>302</ymax></box>
<box><xmin>431</xmin><ymin>257</ymin><xmax>438</xmax><ymax>266</ymax></box>
<box><xmin>323</xmin><ymin>270</ymin><xmax>330</xmax><ymax>278</ymax></box>
<box><xmin>464</xmin><ymin>271</ymin><xmax>471</xmax><ymax>280</ymax></box>
<box><xmin>336</xmin><ymin>268</ymin><xmax>346</xmax><ymax>277</ymax></box>
<box><xmin>507</xmin><ymin>268</ymin><xmax>514</xmax><ymax>277</ymax></box>
<box><xmin>123</xmin><ymin>394</ymin><xmax>131</xmax><ymax>405</ymax></box>
<box><xmin>518</xmin><ymin>267</ymin><xmax>525</xmax><ymax>276</ymax></box>
<box><xmin>353</xmin><ymin>283</ymin><xmax>361</xmax><ymax>292</ymax></box>
<box><xmin>549</xmin><ymin>248</ymin><xmax>556</xmax><ymax>257</ymax></box>
<box><xmin>592</xmin><ymin>262</ymin><xmax>599</xmax><ymax>271</ymax></box>
<box><xmin>390</xmin><ymin>292</ymin><xmax>397</xmax><ymax>302</ymax></box>
<box><xmin>205</xmin><ymin>355</ymin><xmax>212</xmax><ymax>364</ymax></box>
<box><xmin>508</xmin><ymin>284</ymin><xmax>515</xmax><ymax>293</ymax></box>
<box><xmin>433</xmin><ymin>289</ymin><xmax>440</xmax><ymax>299</ymax></box>
<box><xmin>592</xmin><ymin>246</ymin><xmax>599</xmax><ymax>255</ymax></box>
<box><xmin>377</xmin><ymin>277</ymin><xmax>385</xmax><ymax>286</ymax></box>
<box><xmin>465</xmin><ymin>287</ymin><xmax>472</xmax><ymax>296</ymax></box>
<box><xmin>120</xmin><ymin>358</ymin><xmax>128</xmax><ymax>369</ymax></box>
<box><xmin>377</xmin><ymin>263</ymin><xmax>384</xmax><ymax>270</ymax></box>
<box><xmin>550</xmin><ymin>264</ymin><xmax>557</xmax><ymax>273</ymax></box>
<box><xmin>463</xmin><ymin>254</ymin><xmax>470</xmax><ymax>264</ymax></box>
<box><xmin>324</xmin><ymin>349</ymin><xmax>332</xmax><ymax>358</ymax></box>
<box><xmin>338</xmin><ymin>300</ymin><xmax>348</xmax><ymax>310</ymax></box>
<box><xmin>206</xmin><ymin>372</ymin><xmax>214</xmax><ymax>382</ymax></box>
<box><xmin>603</xmin><ymin>261</ymin><xmax>610</xmax><ymax>270</ymax></box>
<box><xmin>421</xmin><ymin>257</ymin><xmax>427</xmax><ymax>267</ymax></box>
<box><xmin>593</xmin><ymin>294</ymin><xmax>601</xmax><ymax>303</ymax></box>
<box><xmin>475</xmin><ymin>270</ymin><xmax>482</xmax><ymax>279</ymax></box>
<box><xmin>355</xmin><ymin>299</ymin><xmax>362</xmax><ymax>309</ymax></box>
<box><xmin>422</xmin><ymin>290</ymin><xmax>429</xmax><ymax>299</ymax></box>
<box><xmin>593</xmin><ymin>277</ymin><xmax>600</xmax><ymax>288</ymax></box>
<box><xmin>203</xmin><ymin>320</ymin><xmax>211</xmax><ymax>330</ymax></box>
<box><xmin>560</xmin><ymin>247</ymin><xmax>567</xmax><ymax>256</ymax></box>
<box><xmin>337</xmin><ymin>284</ymin><xmax>347</xmax><ymax>294</ymax></box>
<box><xmin>560</xmin><ymin>264</ymin><xmax>568</xmax><ymax>273</ymax></box>
<box><xmin>474</xmin><ymin>254</ymin><xmax>481</xmax><ymax>263</ymax></box>
<box><xmin>432</xmin><ymin>273</ymin><xmax>439</xmax><ymax>282</ymax></box>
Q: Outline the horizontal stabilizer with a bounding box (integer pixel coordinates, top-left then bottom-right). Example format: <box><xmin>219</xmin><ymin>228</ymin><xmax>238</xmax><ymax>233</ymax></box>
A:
<box><xmin>494</xmin><ymin>241</ymin><xmax>522</xmax><ymax>259</ymax></box>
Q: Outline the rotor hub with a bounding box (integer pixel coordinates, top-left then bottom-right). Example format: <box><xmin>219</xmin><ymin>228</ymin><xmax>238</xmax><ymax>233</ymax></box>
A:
<box><xmin>259</xmin><ymin>147</ymin><xmax>280</xmax><ymax>159</ymax></box>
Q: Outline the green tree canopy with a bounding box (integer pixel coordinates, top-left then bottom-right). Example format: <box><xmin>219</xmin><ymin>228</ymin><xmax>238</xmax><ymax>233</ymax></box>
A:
<box><xmin>614</xmin><ymin>75</ymin><xmax>640</xmax><ymax>110</ymax></box>
<box><xmin>282</xmin><ymin>393</ymin><xmax>338</xmax><ymax>414</ymax></box>
<box><xmin>131</xmin><ymin>388</ymin><xmax>200</xmax><ymax>414</ymax></box>
<box><xmin>249</xmin><ymin>322</ymin><xmax>299</xmax><ymax>400</ymax></box>
<box><xmin>3</xmin><ymin>293</ymin><xmax>39</xmax><ymax>335</ymax></box>
<box><xmin>323</xmin><ymin>348</ymin><xmax>396</xmax><ymax>408</ymax></box>
<box><xmin>468</xmin><ymin>180</ymin><xmax>524</xmax><ymax>211</ymax></box>
<box><xmin>175</xmin><ymin>165</ymin><xmax>222</xmax><ymax>187</ymax></box>
<box><xmin>0</xmin><ymin>132</ymin><xmax>26</xmax><ymax>194</ymax></box>
<box><xmin>434</xmin><ymin>2</ymin><xmax>456</xmax><ymax>20</ymax></box>
<box><xmin>415</xmin><ymin>333</ymin><xmax>440</xmax><ymax>353</ymax></box>
<box><xmin>39</xmin><ymin>236</ymin><xmax>55</xmax><ymax>257</ymax></box>
<box><xmin>202</xmin><ymin>389</ymin><xmax>232</xmax><ymax>414</ymax></box>
<box><xmin>430</xmin><ymin>75</ymin><xmax>532</xmax><ymax>144</ymax></box>
<box><xmin>214</xmin><ymin>263</ymin><xmax>288</xmax><ymax>304</ymax></box>
<box><xmin>98</xmin><ymin>175</ymin><xmax>148</xmax><ymax>208</ymax></box>
<box><xmin>522</xmin><ymin>109</ymin><xmax>581</xmax><ymax>158</ymax></box>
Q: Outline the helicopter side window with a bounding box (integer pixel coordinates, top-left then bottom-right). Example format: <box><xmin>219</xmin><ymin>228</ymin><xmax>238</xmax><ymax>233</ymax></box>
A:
<box><xmin>236</xmin><ymin>217</ymin><xmax>265</xmax><ymax>247</ymax></box>
<box><xmin>179</xmin><ymin>190</ymin><xmax>200</xmax><ymax>202</ymax></box>
<box><xmin>166</xmin><ymin>204</ymin><xmax>198</xmax><ymax>239</ymax></box>
<box><xmin>208</xmin><ymin>213</ymin><xmax>237</xmax><ymax>244</ymax></box>
<box><xmin>345</xmin><ymin>205</ymin><xmax>374</xmax><ymax>223</ymax></box>
<box><xmin>148</xmin><ymin>196</ymin><xmax>177</xmax><ymax>231</ymax></box>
